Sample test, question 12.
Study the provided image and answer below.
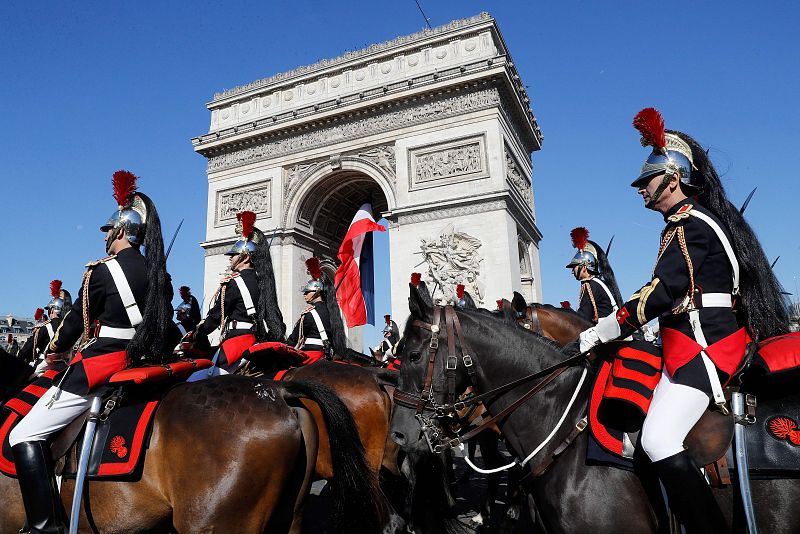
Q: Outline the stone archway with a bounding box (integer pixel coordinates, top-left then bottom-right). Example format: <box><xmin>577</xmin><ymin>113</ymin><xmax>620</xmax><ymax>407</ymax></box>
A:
<box><xmin>194</xmin><ymin>14</ymin><xmax>544</xmax><ymax>349</ymax></box>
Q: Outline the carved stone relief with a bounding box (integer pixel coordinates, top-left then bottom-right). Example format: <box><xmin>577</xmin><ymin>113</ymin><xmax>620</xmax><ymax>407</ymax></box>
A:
<box><xmin>409</xmin><ymin>135</ymin><xmax>487</xmax><ymax>190</ymax></box>
<box><xmin>215</xmin><ymin>182</ymin><xmax>271</xmax><ymax>226</ymax></box>
<box><xmin>505</xmin><ymin>148</ymin><xmax>533</xmax><ymax>207</ymax></box>
<box><xmin>206</xmin><ymin>88</ymin><xmax>501</xmax><ymax>173</ymax></box>
<box><xmin>419</xmin><ymin>224</ymin><xmax>484</xmax><ymax>305</ymax></box>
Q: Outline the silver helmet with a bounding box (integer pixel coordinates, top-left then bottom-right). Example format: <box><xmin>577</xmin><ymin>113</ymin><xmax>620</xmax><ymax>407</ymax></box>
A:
<box><xmin>45</xmin><ymin>280</ymin><xmax>71</xmax><ymax>317</ymax></box>
<box><xmin>101</xmin><ymin>170</ymin><xmax>147</xmax><ymax>253</ymax></box>
<box><xmin>225</xmin><ymin>211</ymin><xmax>260</xmax><ymax>256</ymax></box>
<box><xmin>175</xmin><ymin>300</ymin><xmax>192</xmax><ymax>321</ymax></box>
<box><xmin>301</xmin><ymin>257</ymin><xmax>324</xmax><ymax>294</ymax></box>
<box><xmin>566</xmin><ymin>228</ymin><xmax>599</xmax><ymax>273</ymax></box>
<box><xmin>631</xmin><ymin>108</ymin><xmax>697</xmax><ymax>193</ymax></box>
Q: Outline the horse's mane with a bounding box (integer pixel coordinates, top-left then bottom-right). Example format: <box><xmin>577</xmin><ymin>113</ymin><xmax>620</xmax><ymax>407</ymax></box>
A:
<box><xmin>530</xmin><ymin>302</ymin><xmax>585</xmax><ymax>319</ymax></box>
<box><xmin>458</xmin><ymin>306</ymin><xmax>568</xmax><ymax>357</ymax></box>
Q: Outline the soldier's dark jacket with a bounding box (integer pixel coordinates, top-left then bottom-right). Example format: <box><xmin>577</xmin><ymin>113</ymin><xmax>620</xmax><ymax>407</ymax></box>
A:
<box><xmin>577</xmin><ymin>279</ymin><xmax>616</xmax><ymax>324</ymax></box>
<box><xmin>287</xmin><ymin>301</ymin><xmax>331</xmax><ymax>353</ymax></box>
<box><xmin>18</xmin><ymin>318</ymin><xmax>61</xmax><ymax>365</ymax></box>
<box><xmin>196</xmin><ymin>268</ymin><xmax>259</xmax><ymax>367</ymax></box>
<box><xmin>614</xmin><ymin>198</ymin><xmax>747</xmax><ymax>380</ymax></box>
<box><xmin>49</xmin><ymin>247</ymin><xmax>148</xmax><ymax>394</ymax></box>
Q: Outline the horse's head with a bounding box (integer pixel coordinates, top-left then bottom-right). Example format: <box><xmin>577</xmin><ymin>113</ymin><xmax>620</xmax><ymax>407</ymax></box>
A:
<box><xmin>390</xmin><ymin>284</ymin><xmax>473</xmax><ymax>454</ymax></box>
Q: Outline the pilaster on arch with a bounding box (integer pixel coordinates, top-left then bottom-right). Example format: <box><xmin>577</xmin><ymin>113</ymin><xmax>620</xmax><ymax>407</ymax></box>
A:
<box><xmin>282</xmin><ymin>155</ymin><xmax>397</xmax><ymax>229</ymax></box>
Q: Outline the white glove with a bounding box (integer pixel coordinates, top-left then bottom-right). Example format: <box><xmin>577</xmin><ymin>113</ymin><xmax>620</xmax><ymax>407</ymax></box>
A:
<box><xmin>33</xmin><ymin>358</ymin><xmax>49</xmax><ymax>377</ymax></box>
<box><xmin>578</xmin><ymin>312</ymin><xmax>622</xmax><ymax>353</ymax></box>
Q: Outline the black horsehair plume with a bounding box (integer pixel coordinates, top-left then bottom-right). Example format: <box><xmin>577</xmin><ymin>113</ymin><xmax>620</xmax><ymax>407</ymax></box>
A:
<box><xmin>669</xmin><ymin>130</ymin><xmax>790</xmax><ymax>340</ymax></box>
<box><xmin>126</xmin><ymin>192</ymin><xmax>172</xmax><ymax>363</ymax></box>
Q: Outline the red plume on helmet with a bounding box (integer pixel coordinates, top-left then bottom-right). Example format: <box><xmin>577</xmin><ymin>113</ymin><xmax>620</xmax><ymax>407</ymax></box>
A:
<box><xmin>560</xmin><ymin>301</ymin><xmax>572</xmax><ymax>309</ymax></box>
<box><xmin>112</xmin><ymin>170</ymin><xmax>138</xmax><ymax>209</ymax></box>
<box><xmin>496</xmin><ymin>299</ymin><xmax>504</xmax><ymax>310</ymax></box>
<box><xmin>570</xmin><ymin>227</ymin><xmax>589</xmax><ymax>252</ymax></box>
<box><xmin>306</xmin><ymin>257</ymin><xmax>322</xmax><ymax>281</ymax></box>
<box><xmin>456</xmin><ymin>284</ymin><xmax>465</xmax><ymax>300</ymax></box>
<box><xmin>34</xmin><ymin>308</ymin><xmax>45</xmax><ymax>321</ymax></box>
<box><xmin>50</xmin><ymin>280</ymin><xmax>63</xmax><ymax>298</ymax></box>
<box><xmin>410</xmin><ymin>273</ymin><xmax>422</xmax><ymax>287</ymax></box>
<box><xmin>237</xmin><ymin>211</ymin><xmax>256</xmax><ymax>239</ymax></box>
<box><xmin>384</xmin><ymin>314</ymin><xmax>391</xmax><ymax>325</ymax></box>
<box><xmin>632</xmin><ymin>108</ymin><xmax>667</xmax><ymax>154</ymax></box>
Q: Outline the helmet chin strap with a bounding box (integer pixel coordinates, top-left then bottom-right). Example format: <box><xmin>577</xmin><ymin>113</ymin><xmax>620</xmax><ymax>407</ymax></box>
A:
<box><xmin>645</xmin><ymin>173</ymin><xmax>673</xmax><ymax>209</ymax></box>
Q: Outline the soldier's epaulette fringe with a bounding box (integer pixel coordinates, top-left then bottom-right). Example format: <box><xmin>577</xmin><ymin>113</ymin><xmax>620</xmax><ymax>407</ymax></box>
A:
<box><xmin>85</xmin><ymin>254</ymin><xmax>117</xmax><ymax>268</ymax></box>
<box><xmin>220</xmin><ymin>272</ymin><xmax>241</xmax><ymax>283</ymax></box>
<box><xmin>667</xmin><ymin>203</ymin><xmax>693</xmax><ymax>223</ymax></box>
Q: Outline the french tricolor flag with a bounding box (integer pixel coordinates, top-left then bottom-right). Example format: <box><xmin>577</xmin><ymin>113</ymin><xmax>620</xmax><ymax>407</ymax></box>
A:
<box><xmin>334</xmin><ymin>203</ymin><xmax>386</xmax><ymax>328</ymax></box>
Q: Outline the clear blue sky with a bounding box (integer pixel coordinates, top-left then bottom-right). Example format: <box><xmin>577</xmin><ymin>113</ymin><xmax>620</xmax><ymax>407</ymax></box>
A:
<box><xmin>2</xmin><ymin>2</ymin><xmax>798</xmax><ymax>348</ymax></box>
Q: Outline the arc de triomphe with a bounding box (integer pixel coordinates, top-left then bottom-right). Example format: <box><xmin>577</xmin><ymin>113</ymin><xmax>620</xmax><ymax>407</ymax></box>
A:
<box><xmin>192</xmin><ymin>13</ymin><xmax>543</xmax><ymax>341</ymax></box>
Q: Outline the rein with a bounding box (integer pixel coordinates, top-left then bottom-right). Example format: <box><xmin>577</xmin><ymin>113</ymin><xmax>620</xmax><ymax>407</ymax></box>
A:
<box><xmin>393</xmin><ymin>305</ymin><xmax>589</xmax><ymax>460</ymax></box>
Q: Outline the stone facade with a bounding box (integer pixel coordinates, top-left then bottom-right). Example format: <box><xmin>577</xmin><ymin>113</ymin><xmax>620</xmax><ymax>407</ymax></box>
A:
<box><xmin>193</xmin><ymin>13</ymin><xmax>544</xmax><ymax>345</ymax></box>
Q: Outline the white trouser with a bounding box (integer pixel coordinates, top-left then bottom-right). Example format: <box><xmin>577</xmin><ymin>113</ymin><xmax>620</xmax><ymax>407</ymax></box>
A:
<box><xmin>640</xmin><ymin>369</ymin><xmax>709</xmax><ymax>462</ymax></box>
<box><xmin>8</xmin><ymin>386</ymin><xmax>98</xmax><ymax>446</ymax></box>
<box><xmin>185</xmin><ymin>358</ymin><xmax>247</xmax><ymax>383</ymax></box>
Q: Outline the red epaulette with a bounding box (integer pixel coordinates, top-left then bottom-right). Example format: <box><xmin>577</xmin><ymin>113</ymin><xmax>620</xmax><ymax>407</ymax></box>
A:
<box><xmin>667</xmin><ymin>203</ymin><xmax>693</xmax><ymax>223</ymax></box>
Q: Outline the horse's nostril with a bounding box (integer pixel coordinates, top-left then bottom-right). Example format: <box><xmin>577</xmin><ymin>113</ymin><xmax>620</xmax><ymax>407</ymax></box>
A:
<box><xmin>391</xmin><ymin>431</ymin><xmax>406</xmax><ymax>445</ymax></box>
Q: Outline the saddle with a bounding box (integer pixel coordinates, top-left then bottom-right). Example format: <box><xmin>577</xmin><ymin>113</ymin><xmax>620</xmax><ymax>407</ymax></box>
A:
<box><xmin>1</xmin><ymin>359</ymin><xmax>212</xmax><ymax>480</ymax></box>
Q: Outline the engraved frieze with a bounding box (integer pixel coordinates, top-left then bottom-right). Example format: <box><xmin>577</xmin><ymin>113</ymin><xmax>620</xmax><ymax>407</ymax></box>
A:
<box><xmin>216</xmin><ymin>182</ymin><xmax>271</xmax><ymax>226</ymax></box>
<box><xmin>207</xmin><ymin>88</ymin><xmax>500</xmax><ymax>173</ymax></box>
<box><xmin>505</xmin><ymin>149</ymin><xmax>533</xmax><ymax>207</ymax></box>
<box><xmin>409</xmin><ymin>135</ymin><xmax>487</xmax><ymax>189</ymax></box>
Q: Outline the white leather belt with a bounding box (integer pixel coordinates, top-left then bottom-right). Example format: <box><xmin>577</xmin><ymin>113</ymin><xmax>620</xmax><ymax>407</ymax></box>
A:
<box><xmin>303</xmin><ymin>338</ymin><xmax>324</xmax><ymax>346</ymax></box>
<box><xmin>227</xmin><ymin>321</ymin><xmax>254</xmax><ymax>331</ymax></box>
<box><xmin>98</xmin><ymin>326</ymin><xmax>136</xmax><ymax>340</ymax></box>
<box><xmin>701</xmin><ymin>293</ymin><xmax>732</xmax><ymax>308</ymax></box>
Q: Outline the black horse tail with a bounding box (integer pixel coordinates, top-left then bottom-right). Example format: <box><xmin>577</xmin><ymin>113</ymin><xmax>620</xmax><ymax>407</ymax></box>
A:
<box><xmin>670</xmin><ymin>130</ymin><xmax>791</xmax><ymax>341</ymax></box>
<box><xmin>588</xmin><ymin>238</ymin><xmax>624</xmax><ymax>307</ymax></box>
<box><xmin>127</xmin><ymin>192</ymin><xmax>173</xmax><ymax>363</ymax></box>
<box><xmin>406</xmin><ymin>451</ymin><xmax>469</xmax><ymax>534</ymax></box>
<box><xmin>283</xmin><ymin>380</ymin><xmax>387</xmax><ymax>534</ymax></box>
<box><xmin>251</xmin><ymin>228</ymin><xmax>286</xmax><ymax>342</ymax></box>
<box><xmin>322</xmin><ymin>275</ymin><xmax>349</xmax><ymax>358</ymax></box>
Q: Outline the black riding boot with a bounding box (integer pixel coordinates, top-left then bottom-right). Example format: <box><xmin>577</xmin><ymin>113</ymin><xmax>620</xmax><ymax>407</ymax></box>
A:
<box><xmin>633</xmin><ymin>445</ymin><xmax>670</xmax><ymax>534</ymax></box>
<box><xmin>11</xmin><ymin>441</ymin><xmax>66</xmax><ymax>534</ymax></box>
<box><xmin>652</xmin><ymin>450</ymin><xmax>728</xmax><ymax>534</ymax></box>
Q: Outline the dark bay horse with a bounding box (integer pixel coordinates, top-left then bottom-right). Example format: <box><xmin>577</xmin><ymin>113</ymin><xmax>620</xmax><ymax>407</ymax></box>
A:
<box><xmin>391</xmin><ymin>287</ymin><xmax>800</xmax><ymax>533</ymax></box>
<box><xmin>0</xmin><ymin>374</ymin><xmax>385</xmax><ymax>534</ymax></box>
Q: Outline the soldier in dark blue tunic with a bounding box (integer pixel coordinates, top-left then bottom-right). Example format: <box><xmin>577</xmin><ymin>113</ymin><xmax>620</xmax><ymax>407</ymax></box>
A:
<box><xmin>9</xmin><ymin>170</ymin><xmax>172</xmax><ymax>534</ymax></box>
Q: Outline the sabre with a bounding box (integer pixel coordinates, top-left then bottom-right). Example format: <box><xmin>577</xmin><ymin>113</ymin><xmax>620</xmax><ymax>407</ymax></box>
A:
<box><xmin>165</xmin><ymin>219</ymin><xmax>184</xmax><ymax>260</ymax></box>
<box><xmin>739</xmin><ymin>187</ymin><xmax>757</xmax><ymax>215</ymax></box>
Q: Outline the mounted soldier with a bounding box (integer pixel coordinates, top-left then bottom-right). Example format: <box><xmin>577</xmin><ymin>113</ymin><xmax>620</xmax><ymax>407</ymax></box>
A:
<box><xmin>575</xmin><ymin>108</ymin><xmax>790</xmax><ymax>533</ymax></box>
<box><xmin>370</xmin><ymin>314</ymin><xmax>400</xmax><ymax>367</ymax></box>
<box><xmin>188</xmin><ymin>211</ymin><xmax>284</xmax><ymax>377</ymax></box>
<box><xmin>566</xmin><ymin>228</ymin><xmax>623</xmax><ymax>324</ymax></box>
<box><xmin>18</xmin><ymin>281</ymin><xmax>72</xmax><ymax>374</ymax></box>
<box><xmin>174</xmin><ymin>285</ymin><xmax>201</xmax><ymax>336</ymax></box>
<box><xmin>8</xmin><ymin>170</ymin><xmax>173</xmax><ymax>534</ymax></box>
<box><xmin>287</xmin><ymin>257</ymin><xmax>348</xmax><ymax>363</ymax></box>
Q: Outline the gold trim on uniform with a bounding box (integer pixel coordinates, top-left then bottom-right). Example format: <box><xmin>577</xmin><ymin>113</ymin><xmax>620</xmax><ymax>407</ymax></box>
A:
<box><xmin>637</xmin><ymin>278</ymin><xmax>661</xmax><ymax>324</ymax></box>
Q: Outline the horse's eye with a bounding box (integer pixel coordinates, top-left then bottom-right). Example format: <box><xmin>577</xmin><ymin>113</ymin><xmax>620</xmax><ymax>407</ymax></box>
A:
<box><xmin>409</xmin><ymin>351</ymin><xmax>422</xmax><ymax>363</ymax></box>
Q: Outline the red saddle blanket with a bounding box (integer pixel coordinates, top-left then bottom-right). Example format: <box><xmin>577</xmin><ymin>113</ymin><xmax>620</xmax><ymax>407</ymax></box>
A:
<box><xmin>752</xmin><ymin>332</ymin><xmax>800</xmax><ymax>376</ymax></box>
<box><xmin>1</xmin><ymin>359</ymin><xmax>212</xmax><ymax>480</ymax></box>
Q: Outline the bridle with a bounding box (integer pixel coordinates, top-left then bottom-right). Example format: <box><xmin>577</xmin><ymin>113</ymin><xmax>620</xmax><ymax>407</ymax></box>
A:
<box><xmin>393</xmin><ymin>304</ymin><xmax>589</xmax><ymax>456</ymax></box>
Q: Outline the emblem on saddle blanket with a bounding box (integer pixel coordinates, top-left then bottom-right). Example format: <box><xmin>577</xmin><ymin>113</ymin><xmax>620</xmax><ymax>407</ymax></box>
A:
<box><xmin>766</xmin><ymin>416</ymin><xmax>800</xmax><ymax>446</ymax></box>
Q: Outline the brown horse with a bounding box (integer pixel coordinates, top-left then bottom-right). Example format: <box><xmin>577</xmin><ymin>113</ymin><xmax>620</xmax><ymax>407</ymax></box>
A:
<box><xmin>0</xmin><ymin>375</ymin><xmax>384</xmax><ymax>534</ymax></box>
<box><xmin>280</xmin><ymin>360</ymin><xmax>400</xmax><ymax>480</ymax></box>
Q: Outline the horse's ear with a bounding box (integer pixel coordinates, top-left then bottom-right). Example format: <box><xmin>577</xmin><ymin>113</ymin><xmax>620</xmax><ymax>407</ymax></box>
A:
<box><xmin>499</xmin><ymin>299</ymin><xmax>516</xmax><ymax>323</ymax></box>
<box><xmin>511</xmin><ymin>291</ymin><xmax>527</xmax><ymax>314</ymax></box>
<box><xmin>462</xmin><ymin>291</ymin><xmax>477</xmax><ymax>310</ymax></box>
<box><xmin>409</xmin><ymin>283</ymin><xmax>432</xmax><ymax>320</ymax></box>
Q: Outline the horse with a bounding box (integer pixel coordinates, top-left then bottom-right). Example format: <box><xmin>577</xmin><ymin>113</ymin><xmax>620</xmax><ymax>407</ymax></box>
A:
<box><xmin>508</xmin><ymin>293</ymin><xmax>591</xmax><ymax>345</ymax></box>
<box><xmin>390</xmin><ymin>285</ymin><xmax>800</xmax><ymax>533</ymax></box>
<box><xmin>0</xmin><ymin>371</ymin><xmax>385</xmax><ymax>534</ymax></box>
